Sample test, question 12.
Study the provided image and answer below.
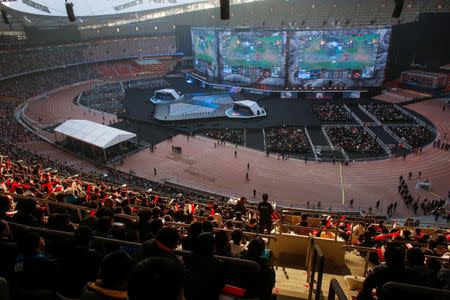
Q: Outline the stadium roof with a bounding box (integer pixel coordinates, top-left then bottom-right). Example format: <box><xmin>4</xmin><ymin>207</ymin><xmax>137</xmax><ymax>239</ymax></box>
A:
<box><xmin>1</xmin><ymin>0</ymin><xmax>207</xmax><ymax>17</ymax></box>
<box><xmin>54</xmin><ymin>119</ymin><xmax>136</xmax><ymax>149</ymax></box>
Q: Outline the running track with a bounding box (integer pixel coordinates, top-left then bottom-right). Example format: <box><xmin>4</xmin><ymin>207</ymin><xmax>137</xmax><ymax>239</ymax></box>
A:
<box><xmin>24</xmin><ymin>84</ymin><xmax>450</xmax><ymax>218</ymax></box>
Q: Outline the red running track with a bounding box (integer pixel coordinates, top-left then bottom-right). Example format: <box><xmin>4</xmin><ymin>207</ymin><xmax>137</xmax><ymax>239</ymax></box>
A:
<box><xmin>24</xmin><ymin>85</ymin><xmax>450</xmax><ymax>218</ymax></box>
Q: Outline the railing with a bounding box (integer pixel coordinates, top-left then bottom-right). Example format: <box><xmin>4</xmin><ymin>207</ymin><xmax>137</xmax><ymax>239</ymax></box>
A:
<box><xmin>344</xmin><ymin>245</ymin><xmax>450</xmax><ymax>276</ymax></box>
<box><xmin>6</xmin><ymin>221</ymin><xmax>260</xmax><ymax>269</ymax></box>
<box><xmin>306</xmin><ymin>238</ymin><xmax>325</xmax><ymax>300</ymax></box>
<box><xmin>358</xmin><ymin>104</ymin><xmax>382</xmax><ymax>126</ymax></box>
<box><xmin>1</xmin><ymin>191</ymin><xmax>275</xmax><ymax>241</ymax></box>
<box><xmin>343</xmin><ymin>104</ymin><xmax>365</xmax><ymax>126</ymax></box>
<box><xmin>382</xmin><ymin>282</ymin><xmax>450</xmax><ymax>299</ymax></box>
<box><xmin>394</xmin><ymin>104</ymin><xmax>439</xmax><ymax>136</ymax></box>
<box><xmin>362</xmin><ymin>125</ymin><xmax>392</xmax><ymax>157</ymax></box>
<box><xmin>327</xmin><ymin>279</ymin><xmax>349</xmax><ymax>300</ymax></box>
<box><xmin>382</xmin><ymin>124</ymin><xmax>412</xmax><ymax>150</ymax></box>
<box><xmin>321</xmin><ymin>125</ymin><xmax>335</xmax><ymax>150</ymax></box>
<box><xmin>304</xmin><ymin>126</ymin><xmax>319</xmax><ymax>162</ymax></box>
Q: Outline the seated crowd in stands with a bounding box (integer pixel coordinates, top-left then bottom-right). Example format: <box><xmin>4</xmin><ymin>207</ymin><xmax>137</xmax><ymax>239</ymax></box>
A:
<box><xmin>391</xmin><ymin>126</ymin><xmax>433</xmax><ymax>148</ymax></box>
<box><xmin>79</xmin><ymin>83</ymin><xmax>126</xmax><ymax>115</ymax></box>
<box><xmin>202</xmin><ymin>128</ymin><xmax>245</xmax><ymax>145</ymax></box>
<box><xmin>265</xmin><ymin>126</ymin><xmax>310</xmax><ymax>154</ymax></box>
<box><xmin>123</xmin><ymin>78</ymin><xmax>168</xmax><ymax>90</ymax></box>
<box><xmin>326</xmin><ymin>126</ymin><xmax>382</xmax><ymax>154</ymax></box>
<box><xmin>363</xmin><ymin>103</ymin><xmax>413</xmax><ymax>123</ymax></box>
<box><xmin>0</xmin><ymin>102</ymin><xmax>40</xmax><ymax>144</ymax></box>
<box><xmin>0</xmin><ymin>36</ymin><xmax>176</xmax><ymax>79</ymax></box>
<box><xmin>312</xmin><ymin>103</ymin><xmax>353</xmax><ymax>121</ymax></box>
<box><xmin>1</xmin><ymin>65</ymin><xmax>100</xmax><ymax>99</ymax></box>
<box><xmin>345</xmin><ymin>218</ymin><xmax>450</xmax><ymax>299</ymax></box>
<box><xmin>0</xmin><ymin>152</ymin><xmax>277</xmax><ymax>299</ymax></box>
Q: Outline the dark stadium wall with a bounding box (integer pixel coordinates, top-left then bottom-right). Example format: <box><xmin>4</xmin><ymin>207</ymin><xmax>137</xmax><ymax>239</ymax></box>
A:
<box><xmin>175</xmin><ymin>25</ymin><xmax>193</xmax><ymax>56</ymax></box>
<box><xmin>414</xmin><ymin>12</ymin><xmax>450</xmax><ymax>69</ymax></box>
<box><xmin>386</xmin><ymin>12</ymin><xmax>450</xmax><ymax>80</ymax></box>
<box><xmin>385</xmin><ymin>22</ymin><xmax>419</xmax><ymax>80</ymax></box>
<box><xmin>24</xmin><ymin>26</ymin><xmax>81</xmax><ymax>44</ymax></box>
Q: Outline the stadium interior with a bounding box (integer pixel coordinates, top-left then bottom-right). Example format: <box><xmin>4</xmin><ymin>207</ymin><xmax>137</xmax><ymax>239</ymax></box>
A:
<box><xmin>0</xmin><ymin>0</ymin><xmax>450</xmax><ymax>300</ymax></box>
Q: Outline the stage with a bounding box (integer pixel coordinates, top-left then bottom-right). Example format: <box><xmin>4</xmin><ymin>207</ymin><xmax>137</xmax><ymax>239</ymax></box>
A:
<box><xmin>185</xmin><ymin>71</ymin><xmax>371</xmax><ymax>96</ymax></box>
<box><xmin>118</xmin><ymin>75</ymin><xmax>436</xmax><ymax>161</ymax></box>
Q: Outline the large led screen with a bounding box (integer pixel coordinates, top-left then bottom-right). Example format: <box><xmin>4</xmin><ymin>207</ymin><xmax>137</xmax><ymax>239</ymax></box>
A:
<box><xmin>288</xmin><ymin>28</ymin><xmax>391</xmax><ymax>88</ymax></box>
<box><xmin>219</xmin><ymin>31</ymin><xmax>287</xmax><ymax>86</ymax></box>
<box><xmin>192</xmin><ymin>28</ymin><xmax>219</xmax><ymax>78</ymax></box>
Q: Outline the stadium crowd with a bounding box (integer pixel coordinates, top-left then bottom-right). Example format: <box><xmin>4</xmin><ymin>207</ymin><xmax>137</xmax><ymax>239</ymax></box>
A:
<box><xmin>265</xmin><ymin>126</ymin><xmax>310</xmax><ymax>154</ymax></box>
<box><xmin>123</xmin><ymin>78</ymin><xmax>168</xmax><ymax>90</ymax></box>
<box><xmin>79</xmin><ymin>83</ymin><xmax>126</xmax><ymax>115</ymax></box>
<box><xmin>391</xmin><ymin>126</ymin><xmax>433</xmax><ymax>148</ymax></box>
<box><xmin>0</xmin><ymin>150</ymin><xmax>278</xmax><ymax>299</ymax></box>
<box><xmin>1</xmin><ymin>66</ymin><xmax>100</xmax><ymax>99</ymax></box>
<box><xmin>325</xmin><ymin>126</ymin><xmax>382</xmax><ymax>153</ymax></box>
<box><xmin>202</xmin><ymin>129</ymin><xmax>245</xmax><ymax>145</ymax></box>
<box><xmin>312</xmin><ymin>103</ymin><xmax>353</xmax><ymax>121</ymax></box>
<box><xmin>363</xmin><ymin>103</ymin><xmax>413</xmax><ymax>123</ymax></box>
<box><xmin>0</xmin><ymin>36</ymin><xmax>177</xmax><ymax>79</ymax></box>
<box><xmin>353</xmin><ymin>228</ymin><xmax>450</xmax><ymax>299</ymax></box>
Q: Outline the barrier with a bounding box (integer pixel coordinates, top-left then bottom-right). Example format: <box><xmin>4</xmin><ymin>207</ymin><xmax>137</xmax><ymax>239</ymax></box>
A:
<box><xmin>307</xmin><ymin>239</ymin><xmax>325</xmax><ymax>300</ymax></box>
<box><xmin>382</xmin><ymin>282</ymin><xmax>450</xmax><ymax>299</ymax></box>
<box><xmin>304</xmin><ymin>126</ymin><xmax>318</xmax><ymax>162</ymax></box>
<box><xmin>344</xmin><ymin>245</ymin><xmax>450</xmax><ymax>277</ymax></box>
<box><xmin>327</xmin><ymin>279</ymin><xmax>349</xmax><ymax>300</ymax></box>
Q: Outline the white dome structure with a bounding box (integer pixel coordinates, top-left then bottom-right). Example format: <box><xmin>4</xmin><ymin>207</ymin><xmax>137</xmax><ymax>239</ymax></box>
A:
<box><xmin>226</xmin><ymin>100</ymin><xmax>267</xmax><ymax>119</ymax></box>
<box><xmin>150</xmin><ymin>88</ymin><xmax>184</xmax><ymax>104</ymax></box>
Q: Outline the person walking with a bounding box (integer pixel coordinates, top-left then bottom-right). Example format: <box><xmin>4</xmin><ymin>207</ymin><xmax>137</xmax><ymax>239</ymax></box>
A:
<box><xmin>153</xmin><ymin>168</ymin><xmax>157</xmax><ymax>176</ymax></box>
<box><xmin>234</xmin><ymin>150</ymin><xmax>237</xmax><ymax>158</ymax></box>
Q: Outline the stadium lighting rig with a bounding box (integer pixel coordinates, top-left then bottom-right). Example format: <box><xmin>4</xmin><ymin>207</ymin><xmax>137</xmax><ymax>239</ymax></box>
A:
<box><xmin>65</xmin><ymin>0</ymin><xmax>76</xmax><ymax>22</ymax></box>
<box><xmin>392</xmin><ymin>0</ymin><xmax>404</xmax><ymax>18</ymax></box>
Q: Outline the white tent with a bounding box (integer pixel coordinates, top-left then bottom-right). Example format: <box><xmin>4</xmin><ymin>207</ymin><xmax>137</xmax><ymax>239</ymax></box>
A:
<box><xmin>54</xmin><ymin>119</ymin><xmax>136</xmax><ymax>149</ymax></box>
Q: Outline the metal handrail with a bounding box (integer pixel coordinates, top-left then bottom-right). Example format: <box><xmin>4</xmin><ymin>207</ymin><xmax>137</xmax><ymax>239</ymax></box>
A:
<box><xmin>382</xmin><ymin>282</ymin><xmax>450</xmax><ymax>298</ymax></box>
<box><xmin>6</xmin><ymin>221</ymin><xmax>261</xmax><ymax>268</ymax></box>
<box><xmin>1</xmin><ymin>191</ymin><xmax>276</xmax><ymax>240</ymax></box>
<box><xmin>307</xmin><ymin>238</ymin><xmax>325</xmax><ymax>300</ymax></box>
<box><xmin>327</xmin><ymin>279</ymin><xmax>349</xmax><ymax>300</ymax></box>
<box><xmin>343</xmin><ymin>245</ymin><xmax>450</xmax><ymax>276</ymax></box>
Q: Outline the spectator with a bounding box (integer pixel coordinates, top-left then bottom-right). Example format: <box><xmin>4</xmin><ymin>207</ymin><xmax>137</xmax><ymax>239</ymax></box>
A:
<box><xmin>214</xmin><ymin>230</ymin><xmax>231</xmax><ymax>257</ymax></box>
<box><xmin>241</xmin><ymin>238</ymin><xmax>275</xmax><ymax>300</ymax></box>
<box><xmin>183</xmin><ymin>232</ymin><xmax>226</xmax><ymax>300</ymax></box>
<box><xmin>0</xmin><ymin>220</ymin><xmax>17</xmax><ymax>280</ymax></box>
<box><xmin>229</xmin><ymin>229</ymin><xmax>245</xmax><ymax>257</ymax></box>
<box><xmin>81</xmin><ymin>250</ymin><xmax>133</xmax><ymax>300</ymax></box>
<box><xmin>12</xmin><ymin>232</ymin><xmax>58</xmax><ymax>292</ymax></box>
<box><xmin>58</xmin><ymin>226</ymin><xmax>102</xmax><ymax>298</ymax></box>
<box><xmin>128</xmin><ymin>257</ymin><xmax>184</xmax><ymax>300</ymax></box>
<box><xmin>182</xmin><ymin>221</ymin><xmax>203</xmax><ymax>251</ymax></box>
<box><xmin>11</xmin><ymin>198</ymin><xmax>40</xmax><ymax>227</ymax></box>
<box><xmin>405</xmin><ymin>247</ymin><xmax>436</xmax><ymax>287</ymax></box>
<box><xmin>136</xmin><ymin>226</ymin><xmax>180</xmax><ymax>264</ymax></box>
<box><xmin>258</xmin><ymin>193</ymin><xmax>273</xmax><ymax>234</ymax></box>
<box><xmin>358</xmin><ymin>245</ymin><xmax>408</xmax><ymax>300</ymax></box>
